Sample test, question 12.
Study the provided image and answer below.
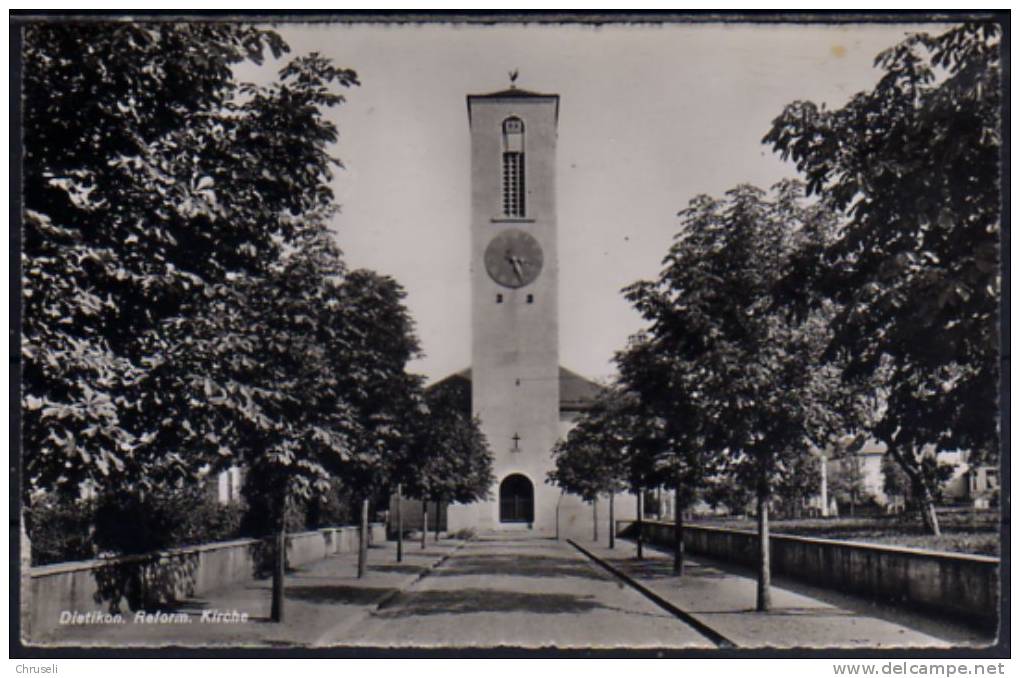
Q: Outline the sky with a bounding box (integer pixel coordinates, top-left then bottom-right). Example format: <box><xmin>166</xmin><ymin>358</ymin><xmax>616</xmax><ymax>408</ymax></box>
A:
<box><xmin>259</xmin><ymin>20</ymin><xmax>945</xmax><ymax>385</ymax></box>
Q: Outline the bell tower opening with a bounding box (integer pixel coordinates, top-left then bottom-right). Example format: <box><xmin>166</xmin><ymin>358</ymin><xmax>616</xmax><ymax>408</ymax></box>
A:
<box><xmin>501</xmin><ymin>116</ymin><xmax>525</xmax><ymax>217</ymax></box>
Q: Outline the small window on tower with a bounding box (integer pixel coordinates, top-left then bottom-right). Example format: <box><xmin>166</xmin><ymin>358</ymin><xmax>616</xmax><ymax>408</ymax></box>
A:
<box><xmin>496</xmin><ymin>293</ymin><xmax>503</xmax><ymax>304</ymax></box>
<box><xmin>501</xmin><ymin>117</ymin><xmax>525</xmax><ymax>217</ymax></box>
<box><xmin>526</xmin><ymin>294</ymin><xmax>534</xmax><ymax>304</ymax></box>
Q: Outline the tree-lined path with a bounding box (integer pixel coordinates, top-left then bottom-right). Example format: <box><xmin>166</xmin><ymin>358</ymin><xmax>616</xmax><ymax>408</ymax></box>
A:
<box><xmin>34</xmin><ymin>533</ymin><xmax>986</xmax><ymax>649</ymax></box>
<box><xmin>21</xmin><ymin>20</ymin><xmax>1001</xmax><ymax>651</ymax></box>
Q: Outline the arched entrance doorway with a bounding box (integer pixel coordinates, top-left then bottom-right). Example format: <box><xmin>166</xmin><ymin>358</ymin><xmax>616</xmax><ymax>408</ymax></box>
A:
<box><xmin>499</xmin><ymin>474</ymin><xmax>534</xmax><ymax>523</ymax></box>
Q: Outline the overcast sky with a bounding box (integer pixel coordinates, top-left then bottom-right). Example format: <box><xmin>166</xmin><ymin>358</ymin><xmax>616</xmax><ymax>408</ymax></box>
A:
<box><xmin>266</xmin><ymin>21</ymin><xmax>944</xmax><ymax>385</ymax></box>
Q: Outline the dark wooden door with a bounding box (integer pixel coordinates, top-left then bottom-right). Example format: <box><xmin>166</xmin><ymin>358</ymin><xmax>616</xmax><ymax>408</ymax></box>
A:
<box><xmin>499</xmin><ymin>474</ymin><xmax>534</xmax><ymax>523</ymax></box>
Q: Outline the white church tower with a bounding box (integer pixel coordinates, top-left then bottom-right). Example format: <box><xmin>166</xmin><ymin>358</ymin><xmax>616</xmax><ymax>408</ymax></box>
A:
<box><xmin>446</xmin><ymin>82</ymin><xmax>562</xmax><ymax>532</ymax></box>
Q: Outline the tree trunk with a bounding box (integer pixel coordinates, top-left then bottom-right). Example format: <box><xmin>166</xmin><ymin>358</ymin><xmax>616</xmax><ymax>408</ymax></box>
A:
<box><xmin>434</xmin><ymin>500</ymin><xmax>441</xmax><ymax>541</ymax></box>
<box><xmin>756</xmin><ymin>487</ymin><xmax>771</xmax><ymax>612</ymax></box>
<box><xmin>396</xmin><ymin>484</ymin><xmax>403</xmax><ymax>563</ymax></box>
<box><xmin>593</xmin><ymin>497</ymin><xmax>599</xmax><ymax>542</ymax></box>
<box><xmin>820</xmin><ymin>453</ymin><xmax>828</xmax><ymax>517</ymax></box>
<box><xmin>918</xmin><ymin>484</ymin><xmax>942</xmax><ymax>536</ymax></box>
<box><xmin>21</xmin><ymin>511</ymin><xmax>33</xmax><ymax>637</ymax></box>
<box><xmin>357</xmin><ymin>497</ymin><xmax>369</xmax><ymax>578</ymax></box>
<box><xmin>270</xmin><ymin>487</ymin><xmax>287</xmax><ymax>622</ymax></box>
<box><xmin>609</xmin><ymin>493</ymin><xmax>615</xmax><ymax>549</ymax></box>
<box><xmin>421</xmin><ymin>499</ymin><xmax>428</xmax><ymax>549</ymax></box>
<box><xmin>555</xmin><ymin>493</ymin><xmax>560</xmax><ymax>540</ymax></box>
<box><xmin>889</xmin><ymin>441</ymin><xmax>941</xmax><ymax>536</ymax></box>
<box><xmin>673</xmin><ymin>482</ymin><xmax>684</xmax><ymax>576</ymax></box>
<box><xmin>636</xmin><ymin>490</ymin><xmax>644</xmax><ymax>560</ymax></box>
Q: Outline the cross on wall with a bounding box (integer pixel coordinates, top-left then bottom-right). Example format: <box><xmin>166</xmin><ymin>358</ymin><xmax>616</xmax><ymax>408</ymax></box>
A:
<box><xmin>511</xmin><ymin>433</ymin><xmax>521</xmax><ymax>451</ymax></box>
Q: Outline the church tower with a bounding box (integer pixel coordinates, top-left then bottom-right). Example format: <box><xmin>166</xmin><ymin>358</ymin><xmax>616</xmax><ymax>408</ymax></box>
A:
<box><xmin>448</xmin><ymin>84</ymin><xmax>561</xmax><ymax>533</ymax></box>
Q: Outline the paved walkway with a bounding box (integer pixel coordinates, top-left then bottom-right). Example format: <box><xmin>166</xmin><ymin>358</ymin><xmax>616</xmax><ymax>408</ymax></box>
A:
<box><xmin>34</xmin><ymin>538</ymin><xmax>463</xmax><ymax>647</ymax></box>
<box><xmin>576</xmin><ymin>536</ymin><xmax>990</xmax><ymax>649</ymax></box>
<box><xmin>317</xmin><ymin>534</ymin><xmax>715</xmax><ymax>648</ymax></box>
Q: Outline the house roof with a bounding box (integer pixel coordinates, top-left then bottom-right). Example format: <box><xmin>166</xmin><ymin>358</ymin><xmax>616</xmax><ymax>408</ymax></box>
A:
<box><xmin>427</xmin><ymin>365</ymin><xmax>601</xmax><ymax>414</ymax></box>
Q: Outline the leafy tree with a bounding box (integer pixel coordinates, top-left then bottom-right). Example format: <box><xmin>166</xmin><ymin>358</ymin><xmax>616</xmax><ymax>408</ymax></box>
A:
<box><xmin>330</xmin><ymin>270</ymin><xmax>423</xmax><ymax>576</ymax></box>
<box><xmin>179</xmin><ymin>225</ymin><xmax>362</xmax><ymax>620</ymax></box>
<box><xmin>548</xmin><ymin>386</ymin><xmax>633</xmax><ymax>549</ymax></box>
<box><xmin>702</xmin><ymin>472</ymin><xmax>755</xmax><ymax>517</ymax></box>
<box><xmin>773</xmin><ymin>453</ymin><xmax>822</xmax><ymax>519</ymax></box>
<box><xmin>305</xmin><ymin>478</ymin><xmax>356</xmax><ymax>530</ymax></box>
<box><xmin>764</xmin><ymin>23</ymin><xmax>1002</xmax><ymax>535</ymax></box>
<box><xmin>829</xmin><ymin>449</ymin><xmax>872</xmax><ymax>517</ymax></box>
<box><xmin>404</xmin><ymin>381</ymin><xmax>494</xmax><ymax>548</ymax></box>
<box><xmin>549</xmin><ymin>382</ymin><xmax>676</xmax><ymax>558</ymax></box>
<box><xmin>624</xmin><ymin>182</ymin><xmax>846</xmax><ymax>609</ymax></box>
<box><xmin>22</xmin><ymin>22</ymin><xmax>358</xmax><ymax>501</ymax></box>
<box><xmin>881</xmin><ymin>450</ymin><xmax>953</xmax><ymax>514</ymax></box>
<box><xmin>881</xmin><ymin>451</ymin><xmax>910</xmax><ymax>506</ymax></box>
<box><xmin>615</xmin><ymin>331</ymin><xmax>719</xmax><ymax>574</ymax></box>
<box><xmin>23</xmin><ymin>24</ymin><xmax>365</xmax><ymax>622</ymax></box>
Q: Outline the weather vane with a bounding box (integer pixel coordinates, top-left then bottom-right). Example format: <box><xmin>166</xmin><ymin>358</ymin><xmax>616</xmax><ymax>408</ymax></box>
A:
<box><xmin>509</xmin><ymin>69</ymin><xmax>519</xmax><ymax>87</ymax></box>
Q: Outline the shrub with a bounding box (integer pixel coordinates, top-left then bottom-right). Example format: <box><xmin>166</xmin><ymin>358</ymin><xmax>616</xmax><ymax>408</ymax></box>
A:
<box><xmin>25</xmin><ymin>495</ymin><xmax>98</xmax><ymax>565</ymax></box>
<box><xmin>26</xmin><ymin>480</ymin><xmax>246</xmax><ymax>565</ymax></box>
<box><xmin>93</xmin><ymin>483</ymin><xmax>244</xmax><ymax>555</ymax></box>
<box><xmin>304</xmin><ymin>478</ymin><xmax>354</xmax><ymax>530</ymax></box>
<box><xmin>26</xmin><ymin>472</ymin><xmax>367</xmax><ymax>568</ymax></box>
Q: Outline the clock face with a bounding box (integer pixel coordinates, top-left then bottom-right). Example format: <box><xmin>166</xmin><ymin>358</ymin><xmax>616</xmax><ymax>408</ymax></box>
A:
<box><xmin>484</xmin><ymin>229</ymin><xmax>543</xmax><ymax>289</ymax></box>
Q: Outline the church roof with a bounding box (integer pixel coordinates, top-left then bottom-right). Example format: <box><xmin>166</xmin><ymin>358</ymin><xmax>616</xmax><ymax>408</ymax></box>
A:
<box><xmin>559</xmin><ymin>366</ymin><xmax>604</xmax><ymax>411</ymax></box>
<box><xmin>427</xmin><ymin>366</ymin><xmax>602</xmax><ymax>414</ymax></box>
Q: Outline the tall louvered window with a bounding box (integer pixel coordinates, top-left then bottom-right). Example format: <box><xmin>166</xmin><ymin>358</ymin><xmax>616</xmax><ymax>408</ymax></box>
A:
<box><xmin>502</xmin><ymin>117</ymin><xmax>525</xmax><ymax>217</ymax></box>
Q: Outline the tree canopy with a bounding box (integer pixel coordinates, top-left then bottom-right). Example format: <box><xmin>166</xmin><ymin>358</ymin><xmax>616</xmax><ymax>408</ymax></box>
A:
<box><xmin>22</xmin><ymin>24</ymin><xmax>360</xmax><ymax>500</ymax></box>
<box><xmin>623</xmin><ymin>181</ymin><xmax>845</xmax><ymax>505</ymax></box>
<box><xmin>622</xmin><ymin>181</ymin><xmax>847</xmax><ymax>606</ymax></box>
<box><xmin>548</xmin><ymin>386</ymin><xmax>637</xmax><ymax>502</ymax></box>
<box><xmin>764</xmin><ymin>23</ymin><xmax>1002</xmax><ymax>533</ymax></box>
<box><xmin>404</xmin><ymin>380</ymin><xmax>494</xmax><ymax>507</ymax></box>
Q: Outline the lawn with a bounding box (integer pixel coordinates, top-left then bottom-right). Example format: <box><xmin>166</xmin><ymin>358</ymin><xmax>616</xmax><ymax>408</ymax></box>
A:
<box><xmin>694</xmin><ymin>509</ymin><xmax>1001</xmax><ymax>557</ymax></box>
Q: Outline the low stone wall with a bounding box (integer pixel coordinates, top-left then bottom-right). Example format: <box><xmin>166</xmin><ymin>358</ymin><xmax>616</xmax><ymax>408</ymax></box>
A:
<box><xmin>618</xmin><ymin>520</ymin><xmax>999</xmax><ymax>631</ymax></box>
<box><xmin>28</xmin><ymin>523</ymin><xmax>384</xmax><ymax>637</ymax></box>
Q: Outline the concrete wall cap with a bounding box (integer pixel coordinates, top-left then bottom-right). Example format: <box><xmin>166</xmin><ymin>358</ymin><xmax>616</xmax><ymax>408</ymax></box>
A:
<box><xmin>29</xmin><ymin>537</ymin><xmax>262</xmax><ymax>577</ymax></box>
<box><xmin>637</xmin><ymin>519</ymin><xmax>1000</xmax><ymax>564</ymax></box>
<box><xmin>28</xmin><ymin>522</ymin><xmax>384</xmax><ymax>578</ymax></box>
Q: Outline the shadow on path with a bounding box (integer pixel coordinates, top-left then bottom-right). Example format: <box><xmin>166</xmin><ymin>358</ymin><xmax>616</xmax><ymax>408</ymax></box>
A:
<box><xmin>620</xmin><ymin>558</ymin><xmax>732</xmax><ymax>581</ymax></box>
<box><xmin>433</xmin><ymin>554</ymin><xmax>606</xmax><ymax>582</ymax></box>
<box><xmin>285</xmin><ymin>585</ymin><xmax>398</xmax><ymax>606</ymax></box>
<box><xmin>375</xmin><ymin>588</ymin><xmax>610</xmax><ymax>617</ymax></box>
<box><xmin>368</xmin><ymin>563</ymin><xmax>429</xmax><ymax>576</ymax></box>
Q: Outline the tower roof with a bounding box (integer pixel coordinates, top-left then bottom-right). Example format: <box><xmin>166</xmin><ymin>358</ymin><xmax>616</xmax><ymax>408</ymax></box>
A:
<box><xmin>466</xmin><ymin>87</ymin><xmax>560</xmax><ymax>124</ymax></box>
<box><xmin>427</xmin><ymin>365</ymin><xmax>602</xmax><ymax>415</ymax></box>
<box><xmin>468</xmin><ymin>86</ymin><xmax>559</xmax><ymax>100</ymax></box>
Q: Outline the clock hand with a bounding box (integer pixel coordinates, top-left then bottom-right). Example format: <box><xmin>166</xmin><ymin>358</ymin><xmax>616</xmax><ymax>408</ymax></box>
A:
<box><xmin>506</xmin><ymin>253</ymin><xmax>525</xmax><ymax>281</ymax></box>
